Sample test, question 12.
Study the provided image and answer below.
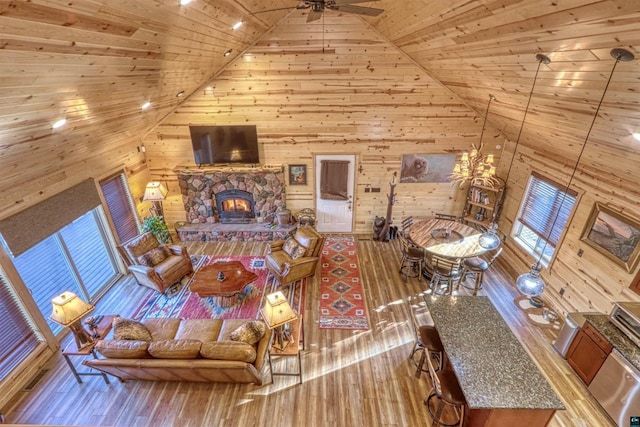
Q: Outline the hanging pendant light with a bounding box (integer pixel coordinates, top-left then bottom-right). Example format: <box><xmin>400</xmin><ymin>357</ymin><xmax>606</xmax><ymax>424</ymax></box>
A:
<box><xmin>477</xmin><ymin>54</ymin><xmax>551</xmax><ymax>250</ymax></box>
<box><xmin>516</xmin><ymin>48</ymin><xmax>635</xmax><ymax>299</ymax></box>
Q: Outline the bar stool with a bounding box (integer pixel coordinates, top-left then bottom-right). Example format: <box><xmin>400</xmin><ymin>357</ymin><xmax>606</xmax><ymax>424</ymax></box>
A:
<box><xmin>429</xmin><ymin>255</ymin><xmax>462</xmax><ymax>295</ymax></box>
<box><xmin>398</xmin><ymin>233</ymin><xmax>425</xmax><ymax>280</ymax></box>
<box><xmin>425</xmin><ymin>353</ymin><xmax>466</xmax><ymax>427</ymax></box>
<box><xmin>457</xmin><ymin>247</ymin><xmax>503</xmax><ymax>295</ymax></box>
<box><xmin>409</xmin><ymin>301</ymin><xmax>444</xmax><ymax>378</ymax></box>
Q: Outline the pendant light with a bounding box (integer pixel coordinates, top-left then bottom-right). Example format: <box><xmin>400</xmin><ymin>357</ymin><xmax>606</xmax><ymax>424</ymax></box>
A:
<box><xmin>478</xmin><ymin>53</ymin><xmax>551</xmax><ymax>250</ymax></box>
<box><xmin>516</xmin><ymin>48</ymin><xmax>635</xmax><ymax>298</ymax></box>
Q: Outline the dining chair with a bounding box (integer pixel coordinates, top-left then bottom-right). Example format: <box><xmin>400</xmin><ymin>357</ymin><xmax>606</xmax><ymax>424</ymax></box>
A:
<box><xmin>429</xmin><ymin>255</ymin><xmax>463</xmax><ymax>295</ymax></box>
<box><xmin>434</xmin><ymin>213</ymin><xmax>460</xmax><ymax>222</ymax></box>
<box><xmin>425</xmin><ymin>349</ymin><xmax>466</xmax><ymax>427</ymax></box>
<box><xmin>457</xmin><ymin>247</ymin><xmax>503</xmax><ymax>295</ymax></box>
<box><xmin>398</xmin><ymin>233</ymin><xmax>425</xmax><ymax>280</ymax></box>
<box><xmin>401</xmin><ymin>216</ymin><xmax>414</xmax><ymax>236</ymax></box>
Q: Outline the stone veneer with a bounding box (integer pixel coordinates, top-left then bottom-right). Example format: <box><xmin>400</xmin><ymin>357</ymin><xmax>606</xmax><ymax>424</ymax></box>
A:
<box><xmin>175</xmin><ymin>166</ymin><xmax>285</xmax><ymax>224</ymax></box>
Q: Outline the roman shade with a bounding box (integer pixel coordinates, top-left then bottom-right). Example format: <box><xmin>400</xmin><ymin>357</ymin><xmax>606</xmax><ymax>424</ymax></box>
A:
<box><xmin>0</xmin><ymin>179</ymin><xmax>102</xmax><ymax>256</ymax></box>
<box><xmin>320</xmin><ymin>160</ymin><xmax>349</xmax><ymax>200</ymax></box>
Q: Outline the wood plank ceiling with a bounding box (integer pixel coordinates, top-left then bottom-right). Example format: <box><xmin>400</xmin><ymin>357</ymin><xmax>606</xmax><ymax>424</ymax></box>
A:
<box><xmin>1</xmin><ymin>1</ymin><xmax>638</xmax><ymax>206</ymax></box>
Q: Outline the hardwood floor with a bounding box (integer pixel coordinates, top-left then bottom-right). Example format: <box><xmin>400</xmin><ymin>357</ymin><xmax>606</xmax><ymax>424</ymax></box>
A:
<box><xmin>4</xmin><ymin>238</ymin><xmax>614</xmax><ymax>426</ymax></box>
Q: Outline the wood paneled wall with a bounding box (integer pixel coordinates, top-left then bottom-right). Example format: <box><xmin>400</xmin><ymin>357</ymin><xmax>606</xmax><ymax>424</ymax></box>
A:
<box><xmin>143</xmin><ymin>11</ymin><xmax>504</xmax><ymax>234</ymax></box>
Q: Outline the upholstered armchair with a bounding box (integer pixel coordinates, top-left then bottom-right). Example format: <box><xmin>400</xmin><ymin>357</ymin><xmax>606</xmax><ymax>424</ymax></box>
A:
<box><xmin>266</xmin><ymin>225</ymin><xmax>325</xmax><ymax>286</ymax></box>
<box><xmin>119</xmin><ymin>232</ymin><xmax>194</xmax><ymax>294</ymax></box>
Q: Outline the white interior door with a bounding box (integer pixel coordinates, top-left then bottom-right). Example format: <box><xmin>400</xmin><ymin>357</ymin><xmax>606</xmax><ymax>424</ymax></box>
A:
<box><xmin>315</xmin><ymin>154</ymin><xmax>355</xmax><ymax>233</ymax></box>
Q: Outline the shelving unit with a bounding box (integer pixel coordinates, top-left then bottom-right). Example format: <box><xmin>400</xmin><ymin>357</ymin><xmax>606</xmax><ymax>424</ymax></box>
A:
<box><xmin>462</xmin><ymin>182</ymin><xmax>505</xmax><ymax>229</ymax></box>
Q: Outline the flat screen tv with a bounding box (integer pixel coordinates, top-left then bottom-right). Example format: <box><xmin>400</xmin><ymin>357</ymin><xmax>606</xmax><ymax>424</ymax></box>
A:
<box><xmin>189</xmin><ymin>125</ymin><xmax>260</xmax><ymax>165</ymax></box>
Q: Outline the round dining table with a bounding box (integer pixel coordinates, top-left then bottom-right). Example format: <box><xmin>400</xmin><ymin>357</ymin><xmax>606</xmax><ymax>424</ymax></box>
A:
<box><xmin>408</xmin><ymin>218</ymin><xmax>489</xmax><ymax>260</ymax></box>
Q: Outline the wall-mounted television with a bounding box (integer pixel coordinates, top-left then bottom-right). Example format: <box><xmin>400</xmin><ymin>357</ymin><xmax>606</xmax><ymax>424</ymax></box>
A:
<box><xmin>189</xmin><ymin>125</ymin><xmax>260</xmax><ymax>165</ymax></box>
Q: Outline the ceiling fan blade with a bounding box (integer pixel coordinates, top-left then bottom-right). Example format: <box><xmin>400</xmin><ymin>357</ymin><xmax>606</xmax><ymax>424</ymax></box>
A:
<box><xmin>332</xmin><ymin>4</ymin><xmax>384</xmax><ymax>16</ymax></box>
<box><xmin>251</xmin><ymin>2</ymin><xmax>310</xmax><ymax>15</ymax></box>
<box><xmin>332</xmin><ymin>0</ymin><xmax>380</xmax><ymax>5</ymax></box>
<box><xmin>307</xmin><ymin>9</ymin><xmax>323</xmax><ymax>22</ymax></box>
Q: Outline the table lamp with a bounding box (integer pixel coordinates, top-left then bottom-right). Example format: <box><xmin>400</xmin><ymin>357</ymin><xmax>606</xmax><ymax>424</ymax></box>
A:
<box><xmin>143</xmin><ymin>181</ymin><xmax>168</xmax><ymax>217</ymax></box>
<box><xmin>260</xmin><ymin>291</ymin><xmax>297</xmax><ymax>351</ymax></box>
<box><xmin>50</xmin><ymin>291</ymin><xmax>96</xmax><ymax>349</ymax></box>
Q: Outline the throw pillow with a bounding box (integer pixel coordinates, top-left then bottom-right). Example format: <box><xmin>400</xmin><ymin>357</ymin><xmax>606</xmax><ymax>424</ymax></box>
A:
<box><xmin>137</xmin><ymin>245</ymin><xmax>169</xmax><ymax>267</ymax></box>
<box><xmin>282</xmin><ymin>237</ymin><xmax>306</xmax><ymax>260</ymax></box>
<box><xmin>113</xmin><ymin>316</ymin><xmax>153</xmax><ymax>342</ymax></box>
<box><xmin>229</xmin><ymin>320</ymin><xmax>267</xmax><ymax>345</ymax></box>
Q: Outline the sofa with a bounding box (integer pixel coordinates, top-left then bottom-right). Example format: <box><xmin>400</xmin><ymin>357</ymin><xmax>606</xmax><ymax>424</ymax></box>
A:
<box><xmin>266</xmin><ymin>225</ymin><xmax>325</xmax><ymax>286</ymax></box>
<box><xmin>84</xmin><ymin>318</ymin><xmax>272</xmax><ymax>385</ymax></box>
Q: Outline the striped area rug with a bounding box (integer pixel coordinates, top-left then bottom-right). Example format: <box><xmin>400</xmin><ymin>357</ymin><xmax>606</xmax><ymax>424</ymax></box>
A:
<box><xmin>319</xmin><ymin>236</ymin><xmax>370</xmax><ymax>330</ymax></box>
<box><xmin>131</xmin><ymin>255</ymin><xmax>305</xmax><ymax>321</ymax></box>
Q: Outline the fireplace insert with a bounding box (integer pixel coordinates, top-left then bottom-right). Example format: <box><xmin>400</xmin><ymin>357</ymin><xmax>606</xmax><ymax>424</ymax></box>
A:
<box><xmin>216</xmin><ymin>189</ymin><xmax>255</xmax><ymax>223</ymax></box>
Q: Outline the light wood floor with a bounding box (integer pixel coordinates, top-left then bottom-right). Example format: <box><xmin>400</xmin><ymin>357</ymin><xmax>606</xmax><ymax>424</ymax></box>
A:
<box><xmin>4</xmin><ymin>238</ymin><xmax>614</xmax><ymax>426</ymax></box>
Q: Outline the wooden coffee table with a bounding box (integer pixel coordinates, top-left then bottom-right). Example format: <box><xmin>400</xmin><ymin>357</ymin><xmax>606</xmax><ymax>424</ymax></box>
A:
<box><xmin>190</xmin><ymin>261</ymin><xmax>258</xmax><ymax>307</ymax></box>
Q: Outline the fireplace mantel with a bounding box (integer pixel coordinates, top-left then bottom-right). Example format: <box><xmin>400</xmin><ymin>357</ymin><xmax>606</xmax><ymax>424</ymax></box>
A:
<box><xmin>176</xmin><ymin>165</ymin><xmax>286</xmax><ymax>224</ymax></box>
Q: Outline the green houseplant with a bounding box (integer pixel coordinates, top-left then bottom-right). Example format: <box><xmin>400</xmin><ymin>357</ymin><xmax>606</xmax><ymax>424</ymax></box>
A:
<box><xmin>141</xmin><ymin>215</ymin><xmax>172</xmax><ymax>244</ymax></box>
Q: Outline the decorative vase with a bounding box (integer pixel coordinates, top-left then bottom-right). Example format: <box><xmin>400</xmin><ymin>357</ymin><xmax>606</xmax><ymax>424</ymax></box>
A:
<box><xmin>276</xmin><ymin>208</ymin><xmax>291</xmax><ymax>226</ymax></box>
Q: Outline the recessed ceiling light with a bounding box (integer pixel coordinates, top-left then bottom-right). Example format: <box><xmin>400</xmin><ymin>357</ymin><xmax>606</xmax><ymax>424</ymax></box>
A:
<box><xmin>178</xmin><ymin>0</ymin><xmax>192</xmax><ymax>5</ymax></box>
<box><xmin>224</xmin><ymin>49</ymin><xmax>232</xmax><ymax>57</ymax></box>
<box><xmin>52</xmin><ymin>118</ymin><xmax>66</xmax><ymax>129</ymax></box>
<box><xmin>141</xmin><ymin>101</ymin><xmax>151</xmax><ymax>110</ymax></box>
<box><xmin>633</xmin><ymin>132</ymin><xmax>640</xmax><ymax>141</ymax></box>
<box><xmin>232</xmin><ymin>21</ymin><xmax>243</xmax><ymax>30</ymax></box>
<box><xmin>176</xmin><ymin>90</ymin><xmax>185</xmax><ymax>97</ymax></box>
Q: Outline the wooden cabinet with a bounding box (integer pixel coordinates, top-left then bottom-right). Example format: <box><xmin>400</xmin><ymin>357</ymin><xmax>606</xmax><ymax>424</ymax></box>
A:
<box><xmin>566</xmin><ymin>323</ymin><xmax>613</xmax><ymax>385</ymax></box>
<box><xmin>462</xmin><ymin>183</ymin><xmax>505</xmax><ymax>228</ymax></box>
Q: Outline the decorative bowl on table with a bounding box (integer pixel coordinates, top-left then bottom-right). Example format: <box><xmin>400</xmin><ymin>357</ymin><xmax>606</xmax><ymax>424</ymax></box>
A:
<box><xmin>431</xmin><ymin>228</ymin><xmax>464</xmax><ymax>243</ymax></box>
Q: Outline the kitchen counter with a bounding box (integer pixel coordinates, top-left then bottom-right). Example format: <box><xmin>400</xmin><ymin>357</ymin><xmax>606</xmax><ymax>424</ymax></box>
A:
<box><xmin>425</xmin><ymin>295</ymin><xmax>564</xmax><ymax>411</ymax></box>
<box><xmin>584</xmin><ymin>314</ymin><xmax>640</xmax><ymax>371</ymax></box>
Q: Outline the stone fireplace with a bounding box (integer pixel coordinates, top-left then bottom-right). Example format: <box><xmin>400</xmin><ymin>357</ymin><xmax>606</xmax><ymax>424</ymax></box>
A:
<box><xmin>216</xmin><ymin>189</ymin><xmax>255</xmax><ymax>223</ymax></box>
<box><xmin>175</xmin><ymin>165</ymin><xmax>285</xmax><ymax>224</ymax></box>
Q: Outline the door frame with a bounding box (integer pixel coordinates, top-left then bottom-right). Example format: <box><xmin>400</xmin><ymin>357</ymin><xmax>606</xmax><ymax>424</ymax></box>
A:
<box><xmin>313</xmin><ymin>153</ymin><xmax>357</xmax><ymax>233</ymax></box>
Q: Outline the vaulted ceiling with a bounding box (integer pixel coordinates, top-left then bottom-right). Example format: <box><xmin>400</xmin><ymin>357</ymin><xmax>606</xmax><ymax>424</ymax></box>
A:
<box><xmin>1</xmin><ymin>0</ymin><xmax>639</xmax><ymax>197</ymax></box>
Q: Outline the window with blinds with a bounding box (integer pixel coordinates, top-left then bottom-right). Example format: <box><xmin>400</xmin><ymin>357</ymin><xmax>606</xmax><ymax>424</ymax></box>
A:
<box><xmin>0</xmin><ymin>272</ymin><xmax>43</xmax><ymax>382</ymax></box>
<box><xmin>513</xmin><ymin>172</ymin><xmax>578</xmax><ymax>263</ymax></box>
<box><xmin>99</xmin><ymin>173</ymin><xmax>139</xmax><ymax>244</ymax></box>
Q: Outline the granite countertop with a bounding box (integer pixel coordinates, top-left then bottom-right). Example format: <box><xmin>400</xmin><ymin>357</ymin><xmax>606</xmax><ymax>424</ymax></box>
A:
<box><xmin>424</xmin><ymin>295</ymin><xmax>564</xmax><ymax>410</ymax></box>
<box><xmin>584</xmin><ymin>314</ymin><xmax>640</xmax><ymax>371</ymax></box>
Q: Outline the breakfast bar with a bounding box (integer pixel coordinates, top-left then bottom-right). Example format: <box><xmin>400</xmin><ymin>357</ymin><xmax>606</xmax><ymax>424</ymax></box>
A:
<box><xmin>424</xmin><ymin>295</ymin><xmax>564</xmax><ymax>426</ymax></box>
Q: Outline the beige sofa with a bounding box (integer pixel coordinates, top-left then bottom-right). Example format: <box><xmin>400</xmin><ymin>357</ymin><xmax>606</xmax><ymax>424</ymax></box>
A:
<box><xmin>84</xmin><ymin>318</ymin><xmax>272</xmax><ymax>385</ymax></box>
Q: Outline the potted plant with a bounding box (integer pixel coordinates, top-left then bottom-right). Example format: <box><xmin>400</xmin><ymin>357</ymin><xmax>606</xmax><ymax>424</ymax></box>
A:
<box><xmin>141</xmin><ymin>215</ymin><xmax>172</xmax><ymax>244</ymax></box>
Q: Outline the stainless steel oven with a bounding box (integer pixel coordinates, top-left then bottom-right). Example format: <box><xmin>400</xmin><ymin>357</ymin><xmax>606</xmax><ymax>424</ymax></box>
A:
<box><xmin>609</xmin><ymin>301</ymin><xmax>640</xmax><ymax>347</ymax></box>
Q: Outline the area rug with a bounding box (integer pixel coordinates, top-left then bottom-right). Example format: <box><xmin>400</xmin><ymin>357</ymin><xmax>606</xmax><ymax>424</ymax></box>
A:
<box><xmin>514</xmin><ymin>296</ymin><xmax>561</xmax><ymax>330</ymax></box>
<box><xmin>131</xmin><ymin>255</ymin><xmax>305</xmax><ymax>321</ymax></box>
<box><xmin>319</xmin><ymin>236</ymin><xmax>370</xmax><ymax>330</ymax></box>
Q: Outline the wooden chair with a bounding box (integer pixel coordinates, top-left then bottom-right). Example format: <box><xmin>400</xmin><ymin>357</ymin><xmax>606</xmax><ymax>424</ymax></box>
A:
<box><xmin>425</xmin><ymin>350</ymin><xmax>466</xmax><ymax>427</ymax></box>
<box><xmin>401</xmin><ymin>216</ymin><xmax>414</xmax><ymax>236</ymax></box>
<box><xmin>457</xmin><ymin>247</ymin><xmax>503</xmax><ymax>295</ymax></box>
<box><xmin>434</xmin><ymin>213</ymin><xmax>460</xmax><ymax>222</ymax></box>
<box><xmin>398</xmin><ymin>233</ymin><xmax>425</xmax><ymax>280</ymax></box>
<box><xmin>428</xmin><ymin>255</ymin><xmax>462</xmax><ymax>295</ymax></box>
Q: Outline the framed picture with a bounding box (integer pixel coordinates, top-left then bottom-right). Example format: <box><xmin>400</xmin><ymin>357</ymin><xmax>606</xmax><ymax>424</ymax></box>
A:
<box><xmin>399</xmin><ymin>154</ymin><xmax>457</xmax><ymax>183</ymax></box>
<box><xmin>581</xmin><ymin>202</ymin><xmax>640</xmax><ymax>272</ymax></box>
<box><xmin>289</xmin><ymin>164</ymin><xmax>307</xmax><ymax>185</ymax></box>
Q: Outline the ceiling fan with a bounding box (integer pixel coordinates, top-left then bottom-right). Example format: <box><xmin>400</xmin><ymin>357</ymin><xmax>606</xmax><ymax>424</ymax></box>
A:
<box><xmin>252</xmin><ymin>0</ymin><xmax>384</xmax><ymax>23</ymax></box>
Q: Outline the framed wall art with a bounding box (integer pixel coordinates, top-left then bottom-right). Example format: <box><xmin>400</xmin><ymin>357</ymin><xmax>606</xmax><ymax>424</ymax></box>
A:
<box><xmin>581</xmin><ymin>202</ymin><xmax>640</xmax><ymax>272</ymax></box>
<box><xmin>289</xmin><ymin>164</ymin><xmax>307</xmax><ymax>185</ymax></box>
<box><xmin>399</xmin><ymin>154</ymin><xmax>456</xmax><ymax>183</ymax></box>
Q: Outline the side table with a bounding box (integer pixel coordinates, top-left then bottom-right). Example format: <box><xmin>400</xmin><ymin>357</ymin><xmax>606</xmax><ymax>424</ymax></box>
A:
<box><xmin>269</xmin><ymin>315</ymin><xmax>304</xmax><ymax>384</ymax></box>
<box><xmin>62</xmin><ymin>314</ymin><xmax>115</xmax><ymax>384</ymax></box>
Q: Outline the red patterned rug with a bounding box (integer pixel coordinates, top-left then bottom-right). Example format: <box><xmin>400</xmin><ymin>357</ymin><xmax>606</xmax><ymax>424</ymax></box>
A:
<box><xmin>320</xmin><ymin>236</ymin><xmax>370</xmax><ymax>330</ymax></box>
<box><xmin>131</xmin><ymin>255</ymin><xmax>305</xmax><ymax>321</ymax></box>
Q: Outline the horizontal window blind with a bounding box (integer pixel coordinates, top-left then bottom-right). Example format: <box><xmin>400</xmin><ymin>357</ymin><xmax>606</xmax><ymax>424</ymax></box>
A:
<box><xmin>0</xmin><ymin>273</ymin><xmax>42</xmax><ymax>381</ymax></box>
<box><xmin>518</xmin><ymin>172</ymin><xmax>577</xmax><ymax>246</ymax></box>
<box><xmin>100</xmin><ymin>174</ymin><xmax>139</xmax><ymax>244</ymax></box>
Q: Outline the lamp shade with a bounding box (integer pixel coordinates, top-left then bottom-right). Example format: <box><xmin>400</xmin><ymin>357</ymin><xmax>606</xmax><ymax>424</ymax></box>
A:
<box><xmin>142</xmin><ymin>182</ymin><xmax>168</xmax><ymax>202</ymax></box>
<box><xmin>260</xmin><ymin>291</ymin><xmax>297</xmax><ymax>329</ymax></box>
<box><xmin>50</xmin><ymin>291</ymin><xmax>95</xmax><ymax>327</ymax></box>
<box><xmin>516</xmin><ymin>263</ymin><xmax>546</xmax><ymax>297</ymax></box>
<box><xmin>478</xmin><ymin>223</ymin><xmax>501</xmax><ymax>250</ymax></box>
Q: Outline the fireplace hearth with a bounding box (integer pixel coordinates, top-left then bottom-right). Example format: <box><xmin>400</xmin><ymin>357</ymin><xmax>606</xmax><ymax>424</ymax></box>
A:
<box><xmin>216</xmin><ymin>189</ymin><xmax>255</xmax><ymax>223</ymax></box>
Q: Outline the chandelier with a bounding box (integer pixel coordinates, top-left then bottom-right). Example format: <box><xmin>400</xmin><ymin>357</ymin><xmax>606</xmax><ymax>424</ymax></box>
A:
<box><xmin>450</xmin><ymin>95</ymin><xmax>499</xmax><ymax>188</ymax></box>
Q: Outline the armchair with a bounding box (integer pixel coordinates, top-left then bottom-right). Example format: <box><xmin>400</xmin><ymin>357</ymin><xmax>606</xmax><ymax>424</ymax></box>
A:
<box><xmin>266</xmin><ymin>225</ymin><xmax>325</xmax><ymax>286</ymax></box>
<box><xmin>118</xmin><ymin>232</ymin><xmax>194</xmax><ymax>294</ymax></box>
